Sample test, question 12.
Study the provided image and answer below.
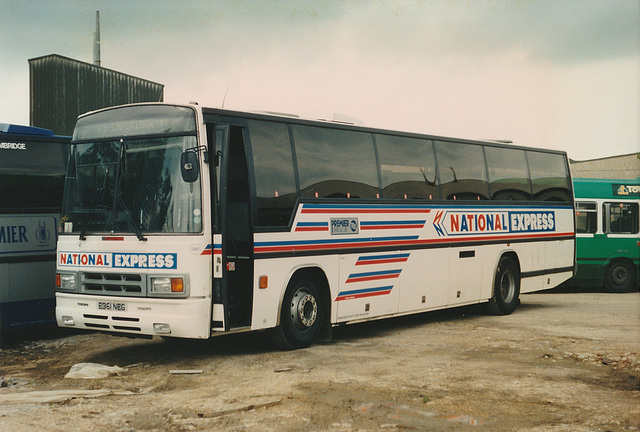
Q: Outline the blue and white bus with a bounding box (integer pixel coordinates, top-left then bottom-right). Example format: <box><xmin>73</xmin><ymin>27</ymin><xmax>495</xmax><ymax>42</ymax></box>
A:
<box><xmin>55</xmin><ymin>104</ymin><xmax>575</xmax><ymax>348</ymax></box>
<box><xmin>0</xmin><ymin>123</ymin><xmax>69</xmax><ymax>343</ymax></box>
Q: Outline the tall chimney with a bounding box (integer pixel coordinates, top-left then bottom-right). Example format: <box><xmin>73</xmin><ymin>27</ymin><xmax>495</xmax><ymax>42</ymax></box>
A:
<box><xmin>93</xmin><ymin>11</ymin><xmax>101</xmax><ymax>67</ymax></box>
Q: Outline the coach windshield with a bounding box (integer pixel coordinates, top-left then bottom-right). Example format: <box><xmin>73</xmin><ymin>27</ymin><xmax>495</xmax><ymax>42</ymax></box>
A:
<box><xmin>61</xmin><ymin>106</ymin><xmax>202</xmax><ymax>236</ymax></box>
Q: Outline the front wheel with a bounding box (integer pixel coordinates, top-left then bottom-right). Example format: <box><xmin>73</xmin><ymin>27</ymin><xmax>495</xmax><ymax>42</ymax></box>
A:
<box><xmin>604</xmin><ymin>260</ymin><xmax>638</xmax><ymax>293</ymax></box>
<box><xmin>271</xmin><ymin>276</ymin><xmax>323</xmax><ymax>350</ymax></box>
<box><xmin>486</xmin><ymin>256</ymin><xmax>520</xmax><ymax>315</ymax></box>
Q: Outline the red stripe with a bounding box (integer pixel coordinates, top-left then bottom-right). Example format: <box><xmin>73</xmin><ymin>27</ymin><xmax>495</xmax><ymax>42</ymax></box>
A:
<box><xmin>336</xmin><ymin>290</ymin><xmax>392</xmax><ymax>301</ymax></box>
<box><xmin>202</xmin><ymin>248</ymin><xmax>223</xmax><ymax>255</ymax></box>
<box><xmin>295</xmin><ymin>227</ymin><xmax>329</xmax><ymax>232</ymax></box>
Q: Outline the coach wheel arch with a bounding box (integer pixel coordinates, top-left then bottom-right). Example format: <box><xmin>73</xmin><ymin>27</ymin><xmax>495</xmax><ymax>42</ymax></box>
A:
<box><xmin>272</xmin><ymin>267</ymin><xmax>331</xmax><ymax>349</ymax></box>
<box><xmin>485</xmin><ymin>253</ymin><xmax>521</xmax><ymax>315</ymax></box>
<box><xmin>604</xmin><ymin>258</ymin><xmax>638</xmax><ymax>293</ymax></box>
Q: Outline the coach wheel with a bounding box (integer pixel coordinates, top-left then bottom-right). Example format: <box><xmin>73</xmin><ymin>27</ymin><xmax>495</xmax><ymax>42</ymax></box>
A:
<box><xmin>486</xmin><ymin>256</ymin><xmax>520</xmax><ymax>315</ymax></box>
<box><xmin>272</xmin><ymin>276</ymin><xmax>323</xmax><ymax>350</ymax></box>
<box><xmin>604</xmin><ymin>260</ymin><xmax>637</xmax><ymax>293</ymax></box>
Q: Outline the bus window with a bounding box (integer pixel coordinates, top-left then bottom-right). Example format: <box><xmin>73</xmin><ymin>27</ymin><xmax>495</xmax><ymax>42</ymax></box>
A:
<box><xmin>605</xmin><ymin>202</ymin><xmax>639</xmax><ymax>234</ymax></box>
<box><xmin>247</xmin><ymin>120</ymin><xmax>297</xmax><ymax>227</ymax></box>
<box><xmin>485</xmin><ymin>147</ymin><xmax>532</xmax><ymax>201</ymax></box>
<box><xmin>526</xmin><ymin>151</ymin><xmax>571</xmax><ymax>202</ymax></box>
<box><xmin>435</xmin><ymin>141</ymin><xmax>489</xmax><ymax>200</ymax></box>
<box><xmin>575</xmin><ymin>202</ymin><xmax>597</xmax><ymax>234</ymax></box>
<box><xmin>0</xmin><ymin>139</ymin><xmax>67</xmax><ymax>212</ymax></box>
<box><xmin>292</xmin><ymin>125</ymin><xmax>379</xmax><ymax>199</ymax></box>
<box><xmin>376</xmin><ymin>134</ymin><xmax>439</xmax><ymax>200</ymax></box>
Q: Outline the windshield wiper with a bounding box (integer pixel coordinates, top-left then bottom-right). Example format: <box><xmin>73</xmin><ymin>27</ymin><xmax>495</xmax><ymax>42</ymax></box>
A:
<box><xmin>108</xmin><ymin>140</ymin><xmax>147</xmax><ymax>241</ymax></box>
<box><xmin>112</xmin><ymin>190</ymin><xmax>147</xmax><ymax>241</ymax></box>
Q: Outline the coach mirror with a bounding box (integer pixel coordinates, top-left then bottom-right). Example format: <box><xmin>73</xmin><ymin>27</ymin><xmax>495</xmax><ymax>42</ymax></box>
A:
<box><xmin>181</xmin><ymin>150</ymin><xmax>199</xmax><ymax>183</ymax></box>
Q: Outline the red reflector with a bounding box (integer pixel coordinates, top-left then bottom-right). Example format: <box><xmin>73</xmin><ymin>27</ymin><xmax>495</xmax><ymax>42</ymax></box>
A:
<box><xmin>102</xmin><ymin>236</ymin><xmax>125</xmax><ymax>241</ymax></box>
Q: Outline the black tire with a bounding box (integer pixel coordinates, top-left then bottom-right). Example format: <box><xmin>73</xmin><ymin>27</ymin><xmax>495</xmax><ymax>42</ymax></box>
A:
<box><xmin>271</xmin><ymin>276</ymin><xmax>323</xmax><ymax>350</ymax></box>
<box><xmin>486</xmin><ymin>256</ymin><xmax>520</xmax><ymax>315</ymax></box>
<box><xmin>604</xmin><ymin>260</ymin><xmax>638</xmax><ymax>293</ymax></box>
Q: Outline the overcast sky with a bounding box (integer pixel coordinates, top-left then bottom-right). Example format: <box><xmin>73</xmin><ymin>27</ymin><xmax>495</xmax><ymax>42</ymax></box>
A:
<box><xmin>1</xmin><ymin>0</ymin><xmax>638</xmax><ymax>161</ymax></box>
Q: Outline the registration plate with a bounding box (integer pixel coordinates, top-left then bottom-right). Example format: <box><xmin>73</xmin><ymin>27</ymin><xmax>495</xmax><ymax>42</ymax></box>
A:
<box><xmin>97</xmin><ymin>301</ymin><xmax>126</xmax><ymax>312</ymax></box>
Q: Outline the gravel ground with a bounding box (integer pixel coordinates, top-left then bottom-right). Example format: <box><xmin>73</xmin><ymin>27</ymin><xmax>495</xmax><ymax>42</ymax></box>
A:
<box><xmin>1</xmin><ymin>288</ymin><xmax>638</xmax><ymax>431</ymax></box>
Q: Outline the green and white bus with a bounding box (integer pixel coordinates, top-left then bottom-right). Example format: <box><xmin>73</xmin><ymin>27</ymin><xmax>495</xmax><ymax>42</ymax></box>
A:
<box><xmin>572</xmin><ymin>178</ymin><xmax>639</xmax><ymax>293</ymax></box>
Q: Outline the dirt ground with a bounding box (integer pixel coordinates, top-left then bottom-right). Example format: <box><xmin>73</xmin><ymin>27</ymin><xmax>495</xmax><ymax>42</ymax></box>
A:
<box><xmin>1</xmin><ymin>288</ymin><xmax>638</xmax><ymax>432</ymax></box>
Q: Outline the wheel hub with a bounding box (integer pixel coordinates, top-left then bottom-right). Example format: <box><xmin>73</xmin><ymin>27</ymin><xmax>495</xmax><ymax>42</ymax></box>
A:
<box><xmin>500</xmin><ymin>271</ymin><xmax>515</xmax><ymax>303</ymax></box>
<box><xmin>290</xmin><ymin>288</ymin><xmax>318</xmax><ymax>331</ymax></box>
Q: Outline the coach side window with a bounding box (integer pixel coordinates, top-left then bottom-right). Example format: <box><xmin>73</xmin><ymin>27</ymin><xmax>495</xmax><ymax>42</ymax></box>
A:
<box><xmin>247</xmin><ymin>120</ymin><xmax>297</xmax><ymax>227</ymax></box>
<box><xmin>526</xmin><ymin>151</ymin><xmax>571</xmax><ymax>202</ymax></box>
<box><xmin>435</xmin><ymin>141</ymin><xmax>489</xmax><ymax>200</ymax></box>
<box><xmin>292</xmin><ymin>125</ymin><xmax>379</xmax><ymax>199</ymax></box>
<box><xmin>485</xmin><ymin>147</ymin><xmax>532</xmax><ymax>201</ymax></box>
<box><xmin>376</xmin><ymin>134</ymin><xmax>439</xmax><ymax>200</ymax></box>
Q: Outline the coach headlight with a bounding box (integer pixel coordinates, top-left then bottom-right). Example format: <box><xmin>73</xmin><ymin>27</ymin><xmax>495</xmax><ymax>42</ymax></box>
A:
<box><xmin>56</xmin><ymin>273</ymin><xmax>77</xmax><ymax>292</ymax></box>
<box><xmin>148</xmin><ymin>276</ymin><xmax>187</xmax><ymax>297</ymax></box>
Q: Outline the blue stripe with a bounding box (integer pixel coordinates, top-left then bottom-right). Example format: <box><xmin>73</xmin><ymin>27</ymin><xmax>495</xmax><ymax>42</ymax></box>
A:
<box><xmin>361</xmin><ymin>220</ymin><xmax>426</xmax><ymax>226</ymax></box>
<box><xmin>302</xmin><ymin>203</ymin><xmax>572</xmax><ymax>210</ymax></box>
<box><xmin>358</xmin><ymin>253</ymin><xmax>410</xmax><ymax>261</ymax></box>
<box><xmin>303</xmin><ymin>203</ymin><xmax>431</xmax><ymax>210</ymax></box>
<box><xmin>296</xmin><ymin>222</ymin><xmax>328</xmax><ymax>227</ymax></box>
<box><xmin>348</xmin><ymin>269</ymin><xmax>401</xmax><ymax>278</ymax></box>
<box><xmin>338</xmin><ymin>286</ymin><xmax>394</xmax><ymax>296</ymax></box>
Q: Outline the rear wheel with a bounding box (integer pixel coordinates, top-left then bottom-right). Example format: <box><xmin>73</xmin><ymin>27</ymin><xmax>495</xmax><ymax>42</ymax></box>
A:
<box><xmin>272</xmin><ymin>276</ymin><xmax>323</xmax><ymax>350</ymax></box>
<box><xmin>604</xmin><ymin>260</ymin><xmax>637</xmax><ymax>293</ymax></box>
<box><xmin>486</xmin><ymin>256</ymin><xmax>520</xmax><ymax>315</ymax></box>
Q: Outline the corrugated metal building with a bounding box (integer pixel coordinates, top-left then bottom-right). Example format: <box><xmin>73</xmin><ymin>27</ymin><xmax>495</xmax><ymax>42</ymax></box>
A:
<box><xmin>29</xmin><ymin>54</ymin><xmax>164</xmax><ymax>136</ymax></box>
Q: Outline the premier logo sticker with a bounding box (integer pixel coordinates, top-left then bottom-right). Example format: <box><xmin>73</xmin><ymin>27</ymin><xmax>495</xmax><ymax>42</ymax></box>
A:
<box><xmin>330</xmin><ymin>218</ymin><xmax>359</xmax><ymax>235</ymax></box>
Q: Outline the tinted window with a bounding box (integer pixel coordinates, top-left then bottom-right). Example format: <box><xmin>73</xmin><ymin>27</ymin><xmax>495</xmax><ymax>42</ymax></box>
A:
<box><xmin>526</xmin><ymin>151</ymin><xmax>571</xmax><ymax>201</ymax></box>
<box><xmin>248</xmin><ymin>120</ymin><xmax>297</xmax><ymax>227</ymax></box>
<box><xmin>0</xmin><ymin>138</ymin><xmax>68</xmax><ymax>213</ymax></box>
<box><xmin>0</xmin><ymin>174</ymin><xmax>65</xmax><ymax>213</ymax></box>
<box><xmin>485</xmin><ymin>147</ymin><xmax>531</xmax><ymax>201</ymax></box>
<box><xmin>293</xmin><ymin>125</ymin><xmax>379</xmax><ymax>199</ymax></box>
<box><xmin>606</xmin><ymin>202</ymin><xmax>639</xmax><ymax>234</ymax></box>
<box><xmin>435</xmin><ymin>141</ymin><xmax>489</xmax><ymax>200</ymax></box>
<box><xmin>575</xmin><ymin>202</ymin><xmax>597</xmax><ymax>234</ymax></box>
<box><xmin>376</xmin><ymin>134</ymin><xmax>439</xmax><ymax>200</ymax></box>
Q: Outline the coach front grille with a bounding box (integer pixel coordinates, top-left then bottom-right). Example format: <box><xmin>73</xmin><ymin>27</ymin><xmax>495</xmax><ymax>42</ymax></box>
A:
<box><xmin>79</xmin><ymin>271</ymin><xmax>146</xmax><ymax>297</ymax></box>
